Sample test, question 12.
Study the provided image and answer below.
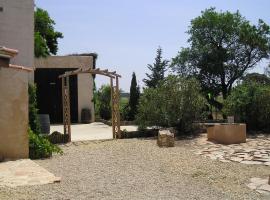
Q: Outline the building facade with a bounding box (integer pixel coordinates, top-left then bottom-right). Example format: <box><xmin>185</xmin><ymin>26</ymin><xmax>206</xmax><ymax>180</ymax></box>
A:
<box><xmin>34</xmin><ymin>55</ymin><xmax>96</xmax><ymax>123</ymax></box>
<box><xmin>0</xmin><ymin>0</ymin><xmax>96</xmax><ymax>125</ymax></box>
<box><xmin>0</xmin><ymin>0</ymin><xmax>34</xmax><ymax>69</ymax></box>
<box><xmin>0</xmin><ymin>47</ymin><xmax>31</xmax><ymax>159</ymax></box>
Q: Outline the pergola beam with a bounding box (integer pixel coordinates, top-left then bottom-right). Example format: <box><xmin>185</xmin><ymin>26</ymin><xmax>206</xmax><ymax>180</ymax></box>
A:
<box><xmin>58</xmin><ymin>67</ymin><xmax>121</xmax><ymax>79</ymax></box>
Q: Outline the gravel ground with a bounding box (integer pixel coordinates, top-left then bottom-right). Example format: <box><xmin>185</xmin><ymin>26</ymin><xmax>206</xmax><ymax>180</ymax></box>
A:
<box><xmin>0</xmin><ymin>138</ymin><xmax>269</xmax><ymax>200</ymax></box>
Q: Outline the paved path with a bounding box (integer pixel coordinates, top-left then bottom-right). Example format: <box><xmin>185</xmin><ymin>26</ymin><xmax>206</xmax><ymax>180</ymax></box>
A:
<box><xmin>0</xmin><ymin>159</ymin><xmax>60</xmax><ymax>187</ymax></box>
<box><xmin>191</xmin><ymin>134</ymin><xmax>270</xmax><ymax>166</ymax></box>
<box><xmin>50</xmin><ymin>122</ymin><xmax>138</xmax><ymax>141</ymax></box>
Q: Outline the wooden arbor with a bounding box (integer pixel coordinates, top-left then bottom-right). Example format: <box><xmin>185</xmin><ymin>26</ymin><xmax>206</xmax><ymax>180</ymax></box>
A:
<box><xmin>59</xmin><ymin>67</ymin><xmax>121</xmax><ymax>141</ymax></box>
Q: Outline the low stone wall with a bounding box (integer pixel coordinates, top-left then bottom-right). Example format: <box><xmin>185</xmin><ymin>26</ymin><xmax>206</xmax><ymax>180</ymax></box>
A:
<box><xmin>207</xmin><ymin>124</ymin><xmax>246</xmax><ymax>144</ymax></box>
<box><xmin>120</xmin><ymin>129</ymin><xmax>158</xmax><ymax>139</ymax></box>
<box><xmin>96</xmin><ymin>119</ymin><xmax>136</xmax><ymax>126</ymax></box>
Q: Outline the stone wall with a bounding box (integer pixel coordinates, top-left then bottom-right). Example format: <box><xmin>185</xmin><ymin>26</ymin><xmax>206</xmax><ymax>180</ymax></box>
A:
<box><xmin>0</xmin><ymin>67</ymin><xmax>29</xmax><ymax>159</ymax></box>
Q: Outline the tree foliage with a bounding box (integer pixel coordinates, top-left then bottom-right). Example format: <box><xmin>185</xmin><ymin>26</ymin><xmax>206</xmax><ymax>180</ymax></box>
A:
<box><xmin>95</xmin><ymin>85</ymin><xmax>111</xmax><ymax>120</ymax></box>
<box><xmin>127</xmin><ymin>72</ymin><xmax>140</xmax><ymax>120</ymax></box>
<box><xmin>223</xmin><ymin>82</ymin><xmax>270</xmax><ymax>131</ymax></box>
<box><xmin>242</xmin><ymin>73</ymin><xmax>270</xmax><ymax>85</ymax></box>
<box><xmin>143</xmin><ymin>47</ymin><xmax>169</xmax><ymax>88</ymax></box>
<box><xmin>34</xmin><ymin>8</ymin><xmax>63</xmax><ymax>57</ymax></box>
<box><xmin>136</xmin><ymin>76</ymin><xmax>206</xmax><ymax>133</ymax></box>
<box><xmin>171</xmin><ymin>8</ymin><xmax>270</xmax><ymax>109</ymax></box>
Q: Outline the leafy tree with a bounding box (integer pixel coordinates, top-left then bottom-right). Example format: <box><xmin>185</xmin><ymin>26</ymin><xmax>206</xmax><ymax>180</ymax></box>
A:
<box><xmin>242</xmin><ymin>73</ymin><xmax>270</xmax><ymax>85</ymax></box>
<box><xmin>143</xmin><ymin>47</ymin><xmax>169</xmax><ymax>88</ymax></box>
<box><xmin>224</xmin><ymin>82</ymin><xmax>270</xmax><ymax>131</ymax></box>
<box><xmin>171</xmin><ymin>8</ymin><xmax>270</xmax><ymax>109</ymax></box>
<box><xmin>128</xmin><ymin>72</ymin><xmax>140</xmax><ymax>120</ymax></box>
<box><xmin>95</xmin><ymin>85</ymin><xmax>111</xmax><ymax>120</ymax></box>
<box><xmin>34</xmin><ymin>8</ymin><xmax>63</xmax><ymax>57</ymax></box>
<box><xmin>136</xmin><ymin>76</ymin><xmax>206</xmax><ymax>133</ymax></box>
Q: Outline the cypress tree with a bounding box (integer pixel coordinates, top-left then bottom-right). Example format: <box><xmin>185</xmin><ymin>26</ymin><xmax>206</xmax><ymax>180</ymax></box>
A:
<box><xmin>129</xmin><ymin>72</ymin><xmax>140</xmax><ymax>120</ymax></box>
<box><xmin>143</xmin><ymin>46</ymin><xmax>169</xmax><ymax>88</ymax></box>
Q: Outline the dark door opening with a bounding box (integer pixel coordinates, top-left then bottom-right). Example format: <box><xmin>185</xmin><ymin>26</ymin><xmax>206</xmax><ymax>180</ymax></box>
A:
<box><xmin>35</xmin><ymin>68</ymin><xmax>78</xmax><ymax>124</ymax></box>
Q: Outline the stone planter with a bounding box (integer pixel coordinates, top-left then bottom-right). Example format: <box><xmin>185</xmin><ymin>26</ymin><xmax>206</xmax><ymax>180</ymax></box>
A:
<box><xmin>207</xmin><ymin>123</ymin><xmax>246</xmax><ymax>144</ymax></box>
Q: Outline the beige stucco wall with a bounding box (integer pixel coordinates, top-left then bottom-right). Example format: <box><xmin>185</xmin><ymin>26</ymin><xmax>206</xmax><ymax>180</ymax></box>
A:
<box><xmin>0</xmin><ymin>67</ymin><xmax>29</xmax><ymax>159</ymax></box>
<box><xmin>78</xmin><ymin>74</ymin><xmax>95</xmax><ymax>122</ymax></box>
<box><xmin>35</xmin><ymin>56</ymin><xmax>95</xmax><ymax>123</ymax></box>
<box><xmin>35</xmin><ymin>56</ymin><xmax>93</xmax><ymax>69</ymax></box>
<box><xmin>0</xmin><ymin>0</ymin><xmax>34</xmax><ymax>69</ymax></box>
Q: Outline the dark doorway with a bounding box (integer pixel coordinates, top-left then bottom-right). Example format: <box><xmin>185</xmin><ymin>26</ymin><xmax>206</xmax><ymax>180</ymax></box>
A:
<box><xmin>35</xmin><ymin>68</ymin><xmax>78</xmax><ymax>123</ymax></box>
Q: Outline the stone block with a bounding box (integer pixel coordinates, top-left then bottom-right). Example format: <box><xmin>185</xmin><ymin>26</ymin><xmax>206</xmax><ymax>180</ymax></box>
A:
<box><xmin>207</xmin><ymin>124</ymin><xmax>246</xmax><ymax>144</ymax></box>
<box><xmin>157</xmin><ymin>130</ymin><xmax>174</xmax><ymax>147</ymax></box>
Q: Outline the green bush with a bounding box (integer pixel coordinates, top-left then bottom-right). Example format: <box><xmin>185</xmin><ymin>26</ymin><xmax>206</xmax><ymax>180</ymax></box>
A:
<box><xmin>29</xmin><ymin>128</ymin><xmax>62</xmax><ymax>159</ymax></box>
<box><xmin>95</xmin><ymin>85</ymin><xmax>111</xmax><ymax>120</ymax></box>
<box><xmin>120</xmin><ymin>98</ymin><xmax>130</xmax><ymax>121</ymax></box>
<box><xmin>28</xmin><ymin>83</ymin><xmax>41</xmax><ymax>134</ymax></box>
<box><xmin>136</xmin><ymin>76</ymin><xmax>206</xmax><ymax>133</ymax></box>
<box><xmin>223</xmin><ymin>82</ymin><xmax>270</xmax><ymax>131</ymax></box>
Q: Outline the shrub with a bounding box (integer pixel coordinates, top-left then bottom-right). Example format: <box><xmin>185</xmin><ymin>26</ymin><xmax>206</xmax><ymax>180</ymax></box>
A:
<box><xmin>120</xmin><ymin>99</ymin><xmax>130</xmax><ymax>121</ymax></box>
<box><xmin>28</xmin><ymin>84</ymin><xmax>41</xmax><ymax>134</ymax></box>
<box><xmin>95</xmin><ymin>85</ymin><xmax>111</xmax><ymax>120</ymax></box>
<box><xmin>29</xmin><ymin>128</ymin><xmax>62</xmax><ymax>159</ymax></box>
<box><xmin>223</xmin><ymin>82</ymin><xmax>270</xmax><ymax>132</ymax></box>
<box><xmin>136</xmin><ymin>76</ymin><xmax>206</xmax><ymax>133</ymax></box>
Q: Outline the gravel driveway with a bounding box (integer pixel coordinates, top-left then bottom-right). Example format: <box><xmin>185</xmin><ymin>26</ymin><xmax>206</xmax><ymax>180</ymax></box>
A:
<box><xmin>0</xmin><ymin>138</ymin><xmax>269</xmax><ymax>200</ymax></box>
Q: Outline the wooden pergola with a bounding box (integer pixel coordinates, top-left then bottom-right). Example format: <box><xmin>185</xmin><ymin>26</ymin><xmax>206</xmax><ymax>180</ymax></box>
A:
<box><xmin>59</xmin><ymin>67</ymin><xmax>121</xmax><ymax>142</ymax></box>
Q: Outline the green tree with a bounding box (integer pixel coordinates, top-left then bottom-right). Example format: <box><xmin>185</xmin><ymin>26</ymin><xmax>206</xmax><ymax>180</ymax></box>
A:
<box><xmin>95</xmin><ymin>85</ymin><xmax>111</xmax><ymax>120</ymax></box>
<box><xmin>224</xmin><ymin>82</ymin><xmax>270</xmax><ymax>131</ymax></box>
<box><xmin>171</xmin><ymin>8</ymin><xmax>270</xmax><ymax>109</ymax></box>
<box><xmin>34</xmin><ymin>8</ymin><xmax>63</xmax><ymax>57</ymax></box>
<box><xmin>143</xmin><ymin>47</ymin><xmax>169</xmax><ymax>88</ymax></box>
<box><xmin>136</xmin><ymin>76</ymin><xmax>206</xmax><ymax>133</ymax></box>
<box><xmin>128</xmin><ymin>72</ymin><xmax>140</xmax><ymax>120</ymax></box>
<box><xmin>242</xmin><ymin>73</ymin><xmax>270</xmax><ymax>85</ymax></box>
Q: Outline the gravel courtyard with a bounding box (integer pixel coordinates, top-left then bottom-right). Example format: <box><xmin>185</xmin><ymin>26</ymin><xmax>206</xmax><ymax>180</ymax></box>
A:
<box><xmin>0</xmin><ymin>138</ymin><xmax>269</xmax><ymax>200</ymax></box>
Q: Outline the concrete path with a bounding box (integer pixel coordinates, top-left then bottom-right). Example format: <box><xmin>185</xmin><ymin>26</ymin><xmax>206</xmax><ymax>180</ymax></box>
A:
<box><xmin>50</xmin><ymin>122</ymin><xmax>138</xmax><ymax>141</ymax></box>
<box><xmin>0</xmin><ymin>159</ymin><xmax>60</xmax><ymax>187</ymax></box>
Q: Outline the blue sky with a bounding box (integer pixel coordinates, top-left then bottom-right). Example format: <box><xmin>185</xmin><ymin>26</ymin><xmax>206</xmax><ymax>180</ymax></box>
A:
<box><xmin>35</xmin><ymin>0</ymin><xmax>270</xmax><ymax>92</ymax></box>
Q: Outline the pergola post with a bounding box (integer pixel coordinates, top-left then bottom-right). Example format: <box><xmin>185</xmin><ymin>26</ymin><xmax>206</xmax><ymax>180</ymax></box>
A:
<box><xmin>59</xmin><ymin>67</ymin><xmax>121</xmax><ymax>142</ymax></box>
<box><xmin>115</xmin><ymin>76</ymin><xmax>121</xmax><ymax>138</ymax></box>
<box><xmin>62</xmin><ymin>76</ymin><xmax>71</xmax><ymax>142</ymax></box>
<box><xmin>110</xmin><ymin>77</ymin><xmax>116</xmax><ymax>139</ymax></box>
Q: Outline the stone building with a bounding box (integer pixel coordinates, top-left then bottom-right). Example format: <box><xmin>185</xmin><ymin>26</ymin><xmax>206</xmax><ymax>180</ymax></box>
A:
<box><xmin>0</xmin><ymin>0</ymin><xmax>34</xmax><ymax>69</ymax></box>
<box><xmin>0</xmin><ymin>0</ymin><xmax>96</xmax><ymax>124</ymax></box>
<box><xmin>34</xmin><ymin>55</ymin><xmax>97</xmax><ymax>123</ymax></box>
